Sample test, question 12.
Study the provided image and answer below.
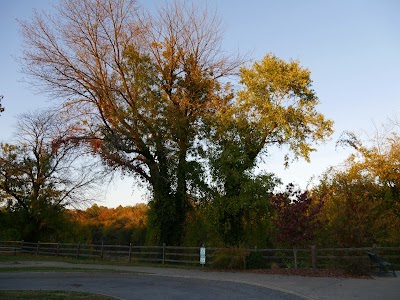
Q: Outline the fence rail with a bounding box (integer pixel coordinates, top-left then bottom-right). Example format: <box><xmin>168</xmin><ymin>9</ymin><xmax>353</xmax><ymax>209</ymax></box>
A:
<box><xmin>1</xmin><ymin>240</ymin><xmax>399</xmax><ymax>269</ymax></box>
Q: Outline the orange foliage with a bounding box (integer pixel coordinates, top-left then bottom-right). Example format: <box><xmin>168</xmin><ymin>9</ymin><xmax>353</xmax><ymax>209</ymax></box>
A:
<box><xmin>89</xmin><ymin>139</ymin><xmax>102</xmax><ymax>153</ymax></box>
<box><xmin>68</xmin><ymin>203</ymin><xmax>148</xmax><ymax>244</ymax></box>
<box><xmin>72</xmin><ymin>204</ymin><xmax>148</xmax><ymax>229</ymax></box>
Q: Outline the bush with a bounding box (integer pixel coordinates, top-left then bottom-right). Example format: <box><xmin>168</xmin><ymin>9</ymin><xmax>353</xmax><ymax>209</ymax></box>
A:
<box><xmin>211</xmin><ymin>248</ymin><xmax>248</xmax><ymax>270</ymax></box>
<box><xmin>336</xmin><ymin>257</ymin><xmax>370</xmax><ymax>275</ymax></box>
<box><xmin>246</xmin><ymin>251</ymin><xmax>267</xmax><ymax>269</ymax></box>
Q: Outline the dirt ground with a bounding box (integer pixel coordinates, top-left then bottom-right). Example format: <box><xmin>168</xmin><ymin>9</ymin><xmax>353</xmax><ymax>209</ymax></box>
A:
<box><xmin>243</xmin><ymin>268</ymin><xmax>373</xmax><ymax>279</ymax></box>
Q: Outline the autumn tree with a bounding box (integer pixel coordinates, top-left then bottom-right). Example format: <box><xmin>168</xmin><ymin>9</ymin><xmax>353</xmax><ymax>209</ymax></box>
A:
<box><xmin>0</xmin><ymin>110</ymin><xmax>102</xmax><ymax>241</ymax></box>
<box><xmin>20</xmin><ymin>0</ymin><xmax>334</xmax><ymax>246</ymax></box>
<box><xmin>314</xmin><ymin>165</ymin><xmax>388</xmax><ymax>247</ymax></box>
<box><xmin>315</xmin><ymin>122</ymin><xmax>400</xmax><ymax>247</ymax></box>
<box><xmin>20</xmin><ymin>0</ymin><xmax>239</xmax><ymax>245</ymax></box>
<box><xmin>339</xmin><ymin>124</ymin><xmax>400</xmax><ymax>216</ymax></box>
<box><xmin>208</xmin><ymin>54</ymin><xmax>333</xmax><ymax>245</ymax></box>
<box><xmin>271</xmin><ymin>184</ymin><xmax>322</xmax><ymax>268</ymax></box>
<box><xmin>68</xmin><ymin>203</ymin><xmax>148</xmax><ymax>245</ymax></box>
<box><xmin>237</xmin><ymin>54</ymin><xmax>333</xmax><ymax>161</ymax></box>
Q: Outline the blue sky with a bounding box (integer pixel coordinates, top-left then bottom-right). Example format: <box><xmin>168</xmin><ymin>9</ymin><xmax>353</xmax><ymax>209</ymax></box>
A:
<box><xmin>1</xmin><ymin>0</ymin><xmax>399</xmax><ymax>207</ymax></box>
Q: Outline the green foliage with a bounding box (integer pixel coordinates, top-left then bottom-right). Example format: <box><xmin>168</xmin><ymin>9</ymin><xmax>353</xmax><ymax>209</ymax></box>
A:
<box><xmin>0</xmin><ymin>290</ymin><xmax>115</xmax><ymax>300</ymax></box>
<box><xmin>146</xmin><ymin>194</ymin><xmax>186</xmax><ymax>245</ymax></box>
<box><xmin>246</xmin><ymin>251</ymin><xmax>267</xmax><ymax>269</ymax></box>
<box><xmin>315</xmin><ymin>164</ymin><xmax>400</xmax><ymax>247</ymax></box>
<box><xmin>211</xmin><ymin>248</ymin><xmax>249</xmax><ymax>270</ymax></box>
<box><xmin>336</xmin><ymin>257</ymin><xmax>370</xmax><ymax>276</ymax></box>
<box><xmin>208</xmin><ymin>130</ymin><xmax>279</xmax><ymax>246</ymax></box>
<box><xmin>181</xmin><ymin>207</ymin><xmax>218</xmax><ymax>247</ymax></box>
<box><xmin>206</xmin><ymin>53</ymin><xmax>333</xmax><ymax>247</ymax></box>
<box><xmin>130</xmin><ymin>227</ymin><xmax>147</xmax><ymax>246</ymax></box>
<box><xmin>0</xmin><ymin>208</ymin><xmax>21</xmax><ymax>240</ymax></box>
<box><xmin>209</xmin><ymin>175</ymin><xmax>277</xmax><ymax>246</ymax></box>
<box><xmin>236</xmin><ymin>53</ymin><xmax>334</xmax><ymax>165</ymax></box>
<box><xmin>242</xmin><ymin>210</ymin><xmax>275</xmax><ymax>248</ymax></box>
<box><xmin>181</xmin><ymin>198</ymin><xmax>275</xmax><ymax>248</ymax></box>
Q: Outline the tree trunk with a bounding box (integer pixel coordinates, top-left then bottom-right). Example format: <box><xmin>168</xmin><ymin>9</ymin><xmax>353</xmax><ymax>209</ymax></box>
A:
<box><xmin>148</xmin><ymin>156</ymin><xmax>187</xmax><ymax>246</ymax></box>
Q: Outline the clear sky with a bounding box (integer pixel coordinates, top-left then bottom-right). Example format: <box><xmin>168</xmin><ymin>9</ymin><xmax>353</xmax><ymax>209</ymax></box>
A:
<box><xmin>1</xmin><ymin>0</ymin><xmax>399</xmax><ymax>207</ymax></box>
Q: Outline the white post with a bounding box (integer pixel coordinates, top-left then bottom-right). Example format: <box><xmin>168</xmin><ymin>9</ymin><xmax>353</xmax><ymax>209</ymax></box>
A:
<box><xmin>200</xmin><ymin>245</ymin><xmax>206</xmax><ymax>266</ymax></box>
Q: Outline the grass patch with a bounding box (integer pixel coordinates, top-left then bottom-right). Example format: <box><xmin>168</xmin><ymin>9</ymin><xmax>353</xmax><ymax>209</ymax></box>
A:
<box><xmin>0</xmin><ymin>266</ymin><xmax>141</xmax><ymax>274</ymax></box>
<box><xmin>0</xmin><ymin>254</ymin><xmax>120</xmax><ymax>265</ymax></box>
<box><xmin>0</xmin><ymin>290</ymin><xmax>117</xmax><ymax>299</ymax></box>
<box><xmin>0</xmin><ymin>254</ymin><xmax>201</xmax><ymax>270</ymax></box>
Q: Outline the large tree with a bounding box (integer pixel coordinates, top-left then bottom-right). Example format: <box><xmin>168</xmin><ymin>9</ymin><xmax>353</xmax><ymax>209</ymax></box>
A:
<box><xmin>0</xmin><ymin>111</ymin><xmax>102</xmax><ymax>241</ymax></box>
<box><xmin>208</xmin><ymin>54</ymin><xmax>333</xmax><ymax>245</ymax></box>
<box><xmin>20</xmin><ymin>0</ymin><xmax>239</xmax><ymax>245</ymax></box>
<box><xmin>20</xmin><ymin>0</ymin><xmax>333</xmax><ymax>246</ymax></box>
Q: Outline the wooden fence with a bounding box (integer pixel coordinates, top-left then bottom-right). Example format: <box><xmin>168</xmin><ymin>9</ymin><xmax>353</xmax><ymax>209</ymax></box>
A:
<box><xmin>1</xmin><ymin>240</ymin><xmax>399</xmax><ymax>269</ymax></box>
<box><xmin>0</xmin><ymin>240</ymin><xmax>212</xmax><ymax>265</ymax></box>
<box><xmin>251</xmin><ymin>246</ymin><xmax>400</xmax><ymax>269</ymax></box>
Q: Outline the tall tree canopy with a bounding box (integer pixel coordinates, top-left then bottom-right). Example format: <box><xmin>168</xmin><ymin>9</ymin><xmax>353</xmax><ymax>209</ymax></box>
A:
<box><xmin>19</xmin><ymin>0</ymin><xmax>333</xmax><ymax>245</ymax></box>
<box><xmin>208</xmin><ymin>54</ymin><xmax>333</xmax><ymax>245</ymax></box>
<box><xmin>20</xmin><ymin>0</ymin><xmax>239</xmax><ymax>245</ymax></box>
<box><xmin>0</xmin><ymin>111</ymin><xmax>102</xmax><ymax>241</ymax></box>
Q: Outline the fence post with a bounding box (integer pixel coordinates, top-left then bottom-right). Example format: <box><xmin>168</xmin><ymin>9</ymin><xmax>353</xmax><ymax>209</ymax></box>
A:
<box><xmin>20</xmin><ymin>240</ymin><xmax>24</xmax><ymax>254</ymax></box>
<box><xmin>76</xmin><ymin>242</ymin><xmax>80</xmax><ymax>259</ymax></box>
<box><xmin>129</xmin><ymin>243</ymin><xmax>132</xmax><ymax>262</ymax></box>
<box><xmin>311</xmin><ymin>245</ymin><xmax>317</xmax><ymax>269</ymax></box>
<box><xmin>36</xmin><ymin>241</ymin><xmax>40</xmax><ymax>256</ymax></box>
<box><xmin>162</xmin><ymin>243</ymin><xmax>166</xmax><ymax>264</ymax></box>
<box><xmin>100</xmin><ymin>242</ymin><xmax>104</xmax><ymax>259</ymax></box>
<box><xmin>255</xmin><ymin>246</ymin><xmax>257</xmax><ymax>252</ymax></box>
<box><xmin>56</xmin><ymin>242</ymin><xmax>60</xmax><ymax>256</ymax></box>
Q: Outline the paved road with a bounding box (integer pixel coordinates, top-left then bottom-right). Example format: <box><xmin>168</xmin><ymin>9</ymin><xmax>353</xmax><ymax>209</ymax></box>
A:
<box><xmin>0</xmin><ymin>271</ymin><xmax>304</xmax><ymax>300</ymax></box>
<box><xmin>1</xmin><ymin>261</ymin><xmax>400</xmax><ymax>299</ymax></box>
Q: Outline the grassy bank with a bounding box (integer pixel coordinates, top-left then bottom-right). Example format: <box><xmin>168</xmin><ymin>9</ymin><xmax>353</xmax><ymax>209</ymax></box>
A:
<box><xmin>0</xmin><ymin>290</ymin><xmax>116</xmax><ymax>299</ymax></box>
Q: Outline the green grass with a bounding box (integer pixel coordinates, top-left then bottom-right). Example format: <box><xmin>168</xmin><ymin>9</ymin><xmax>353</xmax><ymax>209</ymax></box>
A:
<box><xmin>0</xmin><ymin>266</ymin><xmax>141</xmax><ymax>273</ymax></box>
<box><xmin>0</xmin><ymin>253</ymin><xmax>201</xmax><ymax>270</ymax></box>
<box><xmin>0</xmin><ymin>253</ymin><xmax>127</xmax><ymax>265</ymax></box>
<box><xmin>0</xmin><ymin>290</ymin><xmax>117</xmax><ymax>299</ymax></box>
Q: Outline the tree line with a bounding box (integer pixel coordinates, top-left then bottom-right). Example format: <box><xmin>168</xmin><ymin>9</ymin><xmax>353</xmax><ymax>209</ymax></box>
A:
<box><xmin>1</xmin><ymin>0</ymin><xmax>399</xmax><ymax>249</ymax></box>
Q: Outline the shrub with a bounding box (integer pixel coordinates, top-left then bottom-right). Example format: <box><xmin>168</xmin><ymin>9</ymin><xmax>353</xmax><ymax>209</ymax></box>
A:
<box><xmin>271</xmin><ymin>262</ymin><xmax>280</xmax><ymax>270</ymax></box>
<box><xmin>336</xmin><ymin>257</ymin><xmax>370</xmax><ymax>276</ymax></box>
<box><xmin>246</xmin><ymin>251</ymin><xmax>267</xmax><ymax>269</ymax></box>
<box><xmin>211</xmin><ymin>248</ymin><xmax>248</xmax><ymax>270</ymax></box>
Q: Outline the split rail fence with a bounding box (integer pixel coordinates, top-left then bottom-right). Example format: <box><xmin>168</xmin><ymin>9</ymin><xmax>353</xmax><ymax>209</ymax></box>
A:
<box><xmin>1</xmin><ymin>240</ymin><xmax>399</xmax><ymax>269</ymax></box>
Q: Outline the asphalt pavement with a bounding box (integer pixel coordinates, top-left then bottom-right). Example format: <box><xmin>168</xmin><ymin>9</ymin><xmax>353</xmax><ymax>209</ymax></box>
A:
<box><xmin>0</xmin><ymin>261</ymin><xmax>399</xmax><ymax>299</ymax></box>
